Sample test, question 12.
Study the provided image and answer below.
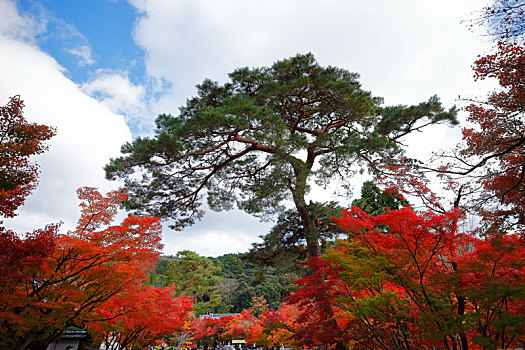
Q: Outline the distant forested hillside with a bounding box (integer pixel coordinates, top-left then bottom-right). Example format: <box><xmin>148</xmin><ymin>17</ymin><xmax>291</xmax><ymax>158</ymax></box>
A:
<box><xmin>150</xmin><ymin>252</ymin><xmax>305</xmax><ymax>313</ymax></box>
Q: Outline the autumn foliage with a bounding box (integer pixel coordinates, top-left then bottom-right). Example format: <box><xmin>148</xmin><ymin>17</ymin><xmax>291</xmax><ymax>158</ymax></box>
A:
<box><xmin>185</xmin><ymin>201</ymin><xmax>525</xmax><ymax>349</ymax></box>
<box><xmin>90</xmin><ymin>284</ymin><xmax>192</xmax><ymax>349</ymax></box>
<box><xmin>247</xmin><ymin>303</ymin><xmax>301</xmax><ymax>348</ymax></box>
<box><xmin>463</xmin><ymin>42</ymin><xmax>525</xmax><ymax>235</ymax></box>
<box><xmin>0</xmin><ymin>187</ymin><xmax>193</xmax><ymax>349</ymax></box>
<box><xmin>188</xmin><ymin>305</ymin><xmax>301</xmax><ymax>349</ymax></box>
<box><xmin>190</xmin><ymin>193</ymin><xmax>521</xmax><ymax>350</ymax></box>
<box><xmin>189</xmin><ymin>316</ymin><xmax>230</xmax><ymax>345</ymax></box>
<box><xmin>0</xmin><ymin>96</ymin><xmax>55</xmax><ymax>218</ymax></box>
<box><xmin>0</xmin><ymin>96</ymin><xmax>56</xmax><ymax>296</ymax></box>
<box><xmin>0</xmin><ymin>96</ymin><xmax>192</xmax><ymax>349</ymax></box>
<box><xmin>281</xmin><ymin>206</ymin><xmax>525</xmax><ymax>350</ymax></box>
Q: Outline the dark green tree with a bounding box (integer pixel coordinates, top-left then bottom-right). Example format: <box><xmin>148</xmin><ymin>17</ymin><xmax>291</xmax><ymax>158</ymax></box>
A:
<box><xmin>352</xmin><ymin>181</ymin><xmax>409</xmax><ymax>216</ymax></box>
<box><xmin>105</xmin><ymin>53</ymin><xmax>457</xmax><ymax>258</ymax></box>
<box><xmin>248</xmin><ymin>201</ymin><xmax>341</xmax><ymax>272</ymax></box>
<box><xmin>164</xmin><ymin>250</ymin><xmax>222</xmax><ymax>315</ymax></box>
<box><xmin>147</xmin><ymin>255</ymin><xmax>175</xmax><ymax>287</ymax></box>
<box><xmin>211</xmin><ymin>253</ymin><xmax>298</xmax><ymax>312</ymax></box>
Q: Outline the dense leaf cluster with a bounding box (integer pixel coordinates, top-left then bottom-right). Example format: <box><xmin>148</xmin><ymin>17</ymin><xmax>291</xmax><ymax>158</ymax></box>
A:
<box><xmin>151</xmin><ymin>252</ymin><xmax>302</xmax><ymax>313</ymax></box>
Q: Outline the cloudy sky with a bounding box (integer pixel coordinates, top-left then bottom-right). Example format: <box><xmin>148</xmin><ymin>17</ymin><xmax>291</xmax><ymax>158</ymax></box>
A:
<box><xmin>1</xmin><ymin>0</ymin><xmax>492</xmax><ymax>256</ymax></box>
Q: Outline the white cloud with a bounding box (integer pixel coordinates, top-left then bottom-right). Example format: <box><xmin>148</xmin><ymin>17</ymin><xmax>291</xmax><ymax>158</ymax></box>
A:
<box><xmin>163</xmin><ymin>209</ymin><xmax>268</xmax><ymax>257</ymax></box>
<box><xmin>0</xmin><ymin>0</ymin><xmax>46</xmax><ymax>41</ymax></box>
<box><xmin>0</xmin><ymin>2</ymin><xmax>132</xmax><ymax>234</ymax></box>
<box><xmin>128</xmin><ymin>0</ymin><xmax>490</xmax><ymax>111</ymax></box>
<box><xmin>65</xmin><ymin>45</ymin><xmax>95</xmax><ymax>66</ymax></box>
<box><xmin>81</xmin><ymin>70</ymin><xmax>150</xmax><ymax>130</ymax></box>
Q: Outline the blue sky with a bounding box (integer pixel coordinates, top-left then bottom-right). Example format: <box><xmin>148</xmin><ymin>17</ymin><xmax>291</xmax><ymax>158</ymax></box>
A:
<box><xmin>19</xmin><ymin>0</ymin><xmax>143</xmax><ymax>85</ymax></box>
<box><xmin>1</xmin><ymin>0</ymin><xmax>491</xmax><ymax>256</ymax></box>
<box><xmin>15</xmin><ymin>0</ymin><xmax>154</xmax><ymax>135</ymax></box>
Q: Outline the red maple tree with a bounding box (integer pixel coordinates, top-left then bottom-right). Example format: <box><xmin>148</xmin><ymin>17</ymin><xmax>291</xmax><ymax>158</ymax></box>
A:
<box><xmin>0</xmin><ymin>95</ymin><xmax>56</xmax><ymax>289</ymax></box>
<box><xmin>188</xmin><ymin>314</ymin><xmax>235</xmax><ymax>346</ymax></box>
<box><xmin>0</xmin><ymin>96</ymin><xmax>55</xmax><ymax>217</ymax></box>
<box><xmin>287</xmin><ymin>205</ymin><xmax>525</xmax><ymax>349</ymax></box>
<box><xmin>90</xmin><ymin>284</ymin><xmax>193</xmax><ymax>349</ymax></box>
<box><xmin>462</xmin><ymin>42</ymin><xmax>525</xmax><ymax>235</ymax></box>
<box><xmin>0</xmin><ymin>187</ymin><xmax>171</xmax><ymax>349</ymax></box>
